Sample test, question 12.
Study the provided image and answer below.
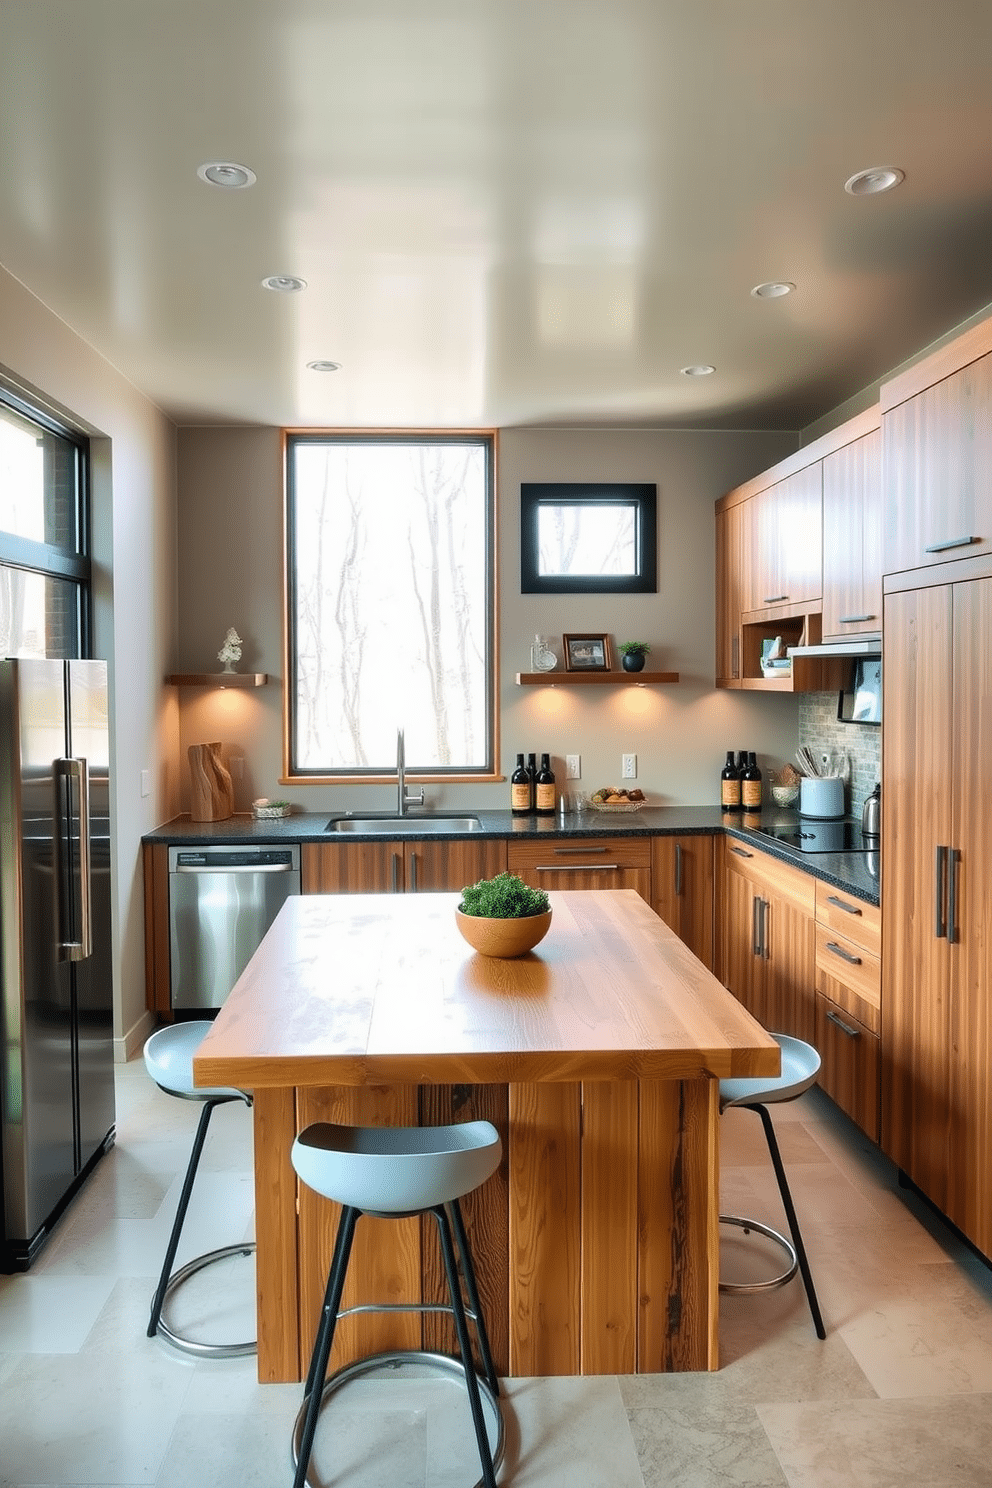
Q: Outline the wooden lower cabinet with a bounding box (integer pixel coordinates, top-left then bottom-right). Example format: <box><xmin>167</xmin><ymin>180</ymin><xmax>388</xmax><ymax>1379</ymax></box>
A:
<box><xmin>815</xmin><ymin>993</ymin><xmax>880</xmax><ymax>1141</ymax></box>
<box><xmin>301</xmin><ymin>837</ymin><xmax>507</xmax><ymax>893</ymax></box>
<box><xmin>651</xmin><ymin>835</ymin><xmax>714</xmax><ymax>970</ymax></box>
<box><xmin>718</xmin><ymin>839</ymin><xmax>816</xmax><ymax>1045</ymax></box>
<box><xmin>506</xmin><ymin>836</ymin><xmax>652</xmax><ymax>902</ymax></box>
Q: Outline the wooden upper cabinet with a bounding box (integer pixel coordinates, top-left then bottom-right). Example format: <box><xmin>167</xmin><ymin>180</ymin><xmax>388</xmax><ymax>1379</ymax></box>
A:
<box><xmin>745</xmin><ymin>464</ymin><xmax>822</xmax><ymax>612</ymax></box>
<box><xmin>822</xmin><ymin>426</ymin><xmax>882</xmax><ymax>640</ymax></box>
<box><xmin>882</xmin><ymin>330</ymin><xmax>992</xmax><ymax>576</ymax></box>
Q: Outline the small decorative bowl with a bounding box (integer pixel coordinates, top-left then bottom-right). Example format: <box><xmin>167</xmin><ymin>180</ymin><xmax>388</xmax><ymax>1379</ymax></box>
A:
<box><xmin>252</xmin><ymin>801</ymin><xmax>291</xmax><ymax>819</ymax></box>
<box><xmin>455</xmin><ymin>908</ymin><xmax>552</xmax><ymax>959</ymax></box>
<box><xmin>771</xmin><ymin>783</ymin><xmax>800</xmax><ymax>807</ymax></box>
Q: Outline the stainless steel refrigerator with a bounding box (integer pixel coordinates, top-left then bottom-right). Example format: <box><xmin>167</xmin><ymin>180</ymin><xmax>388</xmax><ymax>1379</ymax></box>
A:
<box><xmin>0</xmin><ymin>659</ymin><xmax>115</xmax><ymax>1270</ymax></box>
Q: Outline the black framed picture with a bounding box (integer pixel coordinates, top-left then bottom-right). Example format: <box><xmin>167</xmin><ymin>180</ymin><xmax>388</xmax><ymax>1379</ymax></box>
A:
<box><xmin>520</xmin><ymin>482</ymin><xmax>657</xmax><ymax>594</ymax></box>
<box><xmin>563</xmin><ymin>633</ymin><xmax>612</xmax><ymax>671</ymax></box>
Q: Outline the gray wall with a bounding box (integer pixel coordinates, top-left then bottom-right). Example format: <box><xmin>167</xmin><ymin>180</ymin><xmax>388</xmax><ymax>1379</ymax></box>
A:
<box><xmin>176</xmin><ymin>423</ymin><xmax>802</xmax><ymax>811</ymax></box>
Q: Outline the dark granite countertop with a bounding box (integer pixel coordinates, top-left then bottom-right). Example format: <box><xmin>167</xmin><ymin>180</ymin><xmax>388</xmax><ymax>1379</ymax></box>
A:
<box><xmin>144</xmin><ymin>804</ymin><xmax>879</xmax><ymax>906</ymax></box>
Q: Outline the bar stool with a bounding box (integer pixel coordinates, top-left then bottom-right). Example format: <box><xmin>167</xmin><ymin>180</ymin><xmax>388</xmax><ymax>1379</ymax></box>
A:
<box><xmin>719</xmin><ymin>1033</ymin><xmax>826</xmax><ymax>1339</ymax></box>
<box><xmin>143</xmin><ymin>1021</ymin><xmax>256</xmax><ymax>1357</ymax></box>
<box><xmin>290</xmin><ymin>1119</ymin><xmax>504</xmax><ymax>1488</ymax></box>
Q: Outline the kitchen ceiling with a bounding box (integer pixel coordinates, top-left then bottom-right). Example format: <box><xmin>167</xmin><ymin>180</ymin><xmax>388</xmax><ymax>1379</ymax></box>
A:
<box><xmin>3</xmin><ymin>1</ymin><xmax>992</xmax><ymax>432</ymax></box>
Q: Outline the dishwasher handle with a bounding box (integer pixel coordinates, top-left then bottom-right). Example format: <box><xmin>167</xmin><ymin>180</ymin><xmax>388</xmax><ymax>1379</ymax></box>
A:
<box><xmin>175</xmin><ymin>861</ymin><xmax>296</xmax><ymax>874</ymax></box>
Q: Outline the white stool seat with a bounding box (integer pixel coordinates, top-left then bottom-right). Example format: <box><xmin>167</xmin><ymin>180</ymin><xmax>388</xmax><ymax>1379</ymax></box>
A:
<box><xmin>144</xmin><ymin>1020</ymin><xmax>246</xmax><ymax>1102</ymax></box>
<box><xmin>292</xmin><ymin>1120</ymin><xmax>502</xmax><ymax>1213</ymax></box>
<box><xmin>720</xmin><ymin>1033</ymin><xmax>821</xmax><ymax>1110</ymax></box>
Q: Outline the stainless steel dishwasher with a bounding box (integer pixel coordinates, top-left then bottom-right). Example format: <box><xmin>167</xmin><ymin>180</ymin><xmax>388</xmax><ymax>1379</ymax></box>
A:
<box><xmin>168</xmin><ymin>844</ymin><xmax>301</xmax><ymax>1010</ymax></box>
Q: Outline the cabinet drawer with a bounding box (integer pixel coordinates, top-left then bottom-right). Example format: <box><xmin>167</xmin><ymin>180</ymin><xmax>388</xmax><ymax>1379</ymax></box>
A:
<box><xmin>815</xmin><ymin>992</ymin><xmax>880</xmax><ymax>1141</ymax></box>
<box><xmin>814</xmin><ymin>882</ymin><xmax>881</xmax><ymax>956</ymax></box>
<box><xmin>814</xmin><ymin>925</ymin><xmax>881</xmax><ymax>1027</ymax></box>
<box><xmin>508</xmin><ymin>837</ymin><xmax>651</xmax><ymax>874</ymax></box>
<box><xmin>723</xmin><ymin>839</ymin><xmax>816</xmax><ymax>916</ymax></box>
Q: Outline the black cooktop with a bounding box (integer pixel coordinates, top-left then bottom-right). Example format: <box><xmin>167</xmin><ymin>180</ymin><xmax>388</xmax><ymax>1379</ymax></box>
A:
<box><xmin>752</xmin><ymin>819</ymin><xmax>877</xmax><ymax>853</ymax></box>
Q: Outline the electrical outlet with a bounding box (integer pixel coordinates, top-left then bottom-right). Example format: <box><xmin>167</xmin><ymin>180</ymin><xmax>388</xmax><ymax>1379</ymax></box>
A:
<box><xmin>566</xmin><ymin>754</ymin><xmax>581</xmax><ymax>779</ymax></box>
<box><xmin>622</xmin><ymin>753</ymin><xmax>637</xmax><ymax>779</ymax></box>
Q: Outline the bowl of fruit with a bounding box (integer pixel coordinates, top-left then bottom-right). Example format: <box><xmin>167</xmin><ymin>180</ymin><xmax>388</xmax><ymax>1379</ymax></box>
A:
<box><xmin>589</xmin><ymin>787</ymin><xmax>647</xmax><ymax>813</ymax></box>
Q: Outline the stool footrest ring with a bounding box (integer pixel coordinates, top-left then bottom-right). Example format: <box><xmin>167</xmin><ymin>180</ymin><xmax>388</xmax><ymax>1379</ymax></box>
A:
<box><xmin>156</xmin><ymin>1242</ymin><xmax>257</xmax><ymax>1358</ymax></box>
<box><xmin>291</xmin><ymin>1349</ymin><xmax>505</xmax><ymax>1488</ymax></box>
<box><xmin>718</xmin><ymin>1214</ymin><xmax>798</xmax><ymax>1293</ymax></box>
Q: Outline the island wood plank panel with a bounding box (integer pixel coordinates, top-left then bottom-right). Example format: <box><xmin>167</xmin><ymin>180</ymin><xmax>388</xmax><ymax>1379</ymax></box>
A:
<box><xmin>194</xmin><ymin>890</ymin><xmax>778</xmax><ymax>1381</ymax></box>
<box><xmin>419</xmin><ymin>1083</ymin><xmax>510</xmax><ymax>1372</ymax></box>
<box><xmin>580</xmin><ymin>1079</ymin><xmax>638</xmax><ymax>1374</ymax></box>
<box><xmin>252</xmin><ymin>1086</ymin><xmax>300</xmax><ymax>1381</ymax></box>
<box><xmin>637</xmin><ymin>1077</ymin><xmax>719</xmax><ymax>1372</ymax></box>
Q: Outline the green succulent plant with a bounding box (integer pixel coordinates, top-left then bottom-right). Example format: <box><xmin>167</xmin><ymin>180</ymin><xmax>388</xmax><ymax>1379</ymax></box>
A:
<box><xmin>618</xmin><ymin>640</ymin><xmax>651</xmax><ymax>656</ymax></box>
<box><xmin>458</xmin><ymin>871</ymin><xmax>550</xmax><ymax>919</ymax></box>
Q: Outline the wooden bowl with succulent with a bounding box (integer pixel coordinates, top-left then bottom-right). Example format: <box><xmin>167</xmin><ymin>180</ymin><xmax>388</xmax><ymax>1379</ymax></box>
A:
<box><xmin>455</xmin><ymin>872</ymin><xmax>552</xmax><ymax>958</ymax></box>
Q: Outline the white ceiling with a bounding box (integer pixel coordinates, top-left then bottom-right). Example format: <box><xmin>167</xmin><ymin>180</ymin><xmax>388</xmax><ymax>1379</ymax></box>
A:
<box><xmin>3</xmin><ymin>0</ymin><xmax>992</xmax><ymax>431</ymax></box>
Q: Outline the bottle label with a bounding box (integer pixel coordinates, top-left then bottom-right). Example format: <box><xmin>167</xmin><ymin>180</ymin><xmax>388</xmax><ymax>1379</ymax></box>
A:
<box><xmin>721</xmin><ymin>779</ymin><xmax>741</xmax><ymax>807</ymax></box>
<box><xmin>535</xmin><ymin>783</ymin><xmax>556</xmax><ymax>811</ymax></box>
<box><xmin>511</xmin><ymin>784</ymin><xmax>531</xmax><ymax>811</ymax></box>
<box><xmin>742</xmin><ymin>780</ymin><xmax>762</xmax><ymax>808</ymax></box>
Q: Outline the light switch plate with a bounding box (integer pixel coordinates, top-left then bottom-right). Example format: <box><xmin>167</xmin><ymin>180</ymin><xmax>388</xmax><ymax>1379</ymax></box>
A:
<box><xmin>140</xmin><ymin>769</ymin><xmax>150</xmax><ymax>798</ymax></box>
<box><xmin>622</xmin><ymin>753</ymin><xmax>637</xmax><ymax>779</ymax></box>
<box><xmin>566</xmin><ymin>754</ymin><xmax>581</xmax><ymax>779</ymax></box>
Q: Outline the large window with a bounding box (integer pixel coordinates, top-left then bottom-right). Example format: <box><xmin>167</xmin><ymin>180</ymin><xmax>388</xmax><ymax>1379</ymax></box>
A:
<box><xmin>0</xmin><ymin>388</ymin><xmax>90</xmax><ymax>659</ymax></box>
<box><xmin>286</xmin><ymin>433</ymin><xmax>496</xmax><ymax>779</ymax></box>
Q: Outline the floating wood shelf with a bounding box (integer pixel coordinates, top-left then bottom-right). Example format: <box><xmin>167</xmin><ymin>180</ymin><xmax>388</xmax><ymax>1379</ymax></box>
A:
<box><xmin>166</xmin><ymin>672</ymin><xmax>268</xmax><ymax>688</ymax></box>
<box><xmin>516</xmin><ymin>670</ymin><xmax>679</xmax><ymax>686</ymax></box>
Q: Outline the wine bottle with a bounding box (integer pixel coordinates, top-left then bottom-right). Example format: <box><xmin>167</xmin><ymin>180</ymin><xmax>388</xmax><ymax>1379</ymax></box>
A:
<box><xmin>742</xmin><ymin>751</ymin><xmax>763</xmax><ymax>810</ymax></box>
<box><xmin>511</xmin><ymin>753</ymin><xmax>530</xmax><ymax>816</ymax></box>
<box><xmin>721</xmin><ymin>750</ymin><xmax>741</xmax><ymax>811</ymax></box>
<box><xmin>535</xmin><ymin>752</ymin><xmax>556</xmax><ymax>816</ymax></box>
<box><xmin>526</xmin><ymin>752</ymin><xmax>537</xmax><ymax>814</ymax></box>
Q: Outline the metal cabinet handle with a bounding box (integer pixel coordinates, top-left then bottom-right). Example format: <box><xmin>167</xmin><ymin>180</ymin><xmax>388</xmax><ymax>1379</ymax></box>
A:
<box><xmin>934</xmin><ymin>845</ymin><xmax>947</xmax><ymax>938</ymax></box>
<box><xmin>838</xmin><ymin>613</ymin><xmax>876</xmax><ymax>624</ymax></box>
<box><xmin>536</xmin><ymin>863</ymin><xmax>620</xmax><ymax>872</ymax></box>
<box><xmin>826</xmin><ymin>940</ymin><xmax>862</xmax><ymax>966</ymax></box>
<box><xmin>947</xmin><ymin>847</ymin><xmax>960</xmax><ymax>945</ymax></box>
<box><xmin>674</xmin><ymin>842</ymin><xmax>683</xmax><ymax>897</ymax></box>
<box><xmin>731</xmin><ymin>846</ymin><xmax>754</xmax><ymax>859</ymax></box>
<box><xmin>752</xmin><ymin>895</ymin><xmax>762</xmax><ymax>956</ymax></box>
<box><xmin>760</xmin><ymin>899</ymin><xmax>769</xmax><ymax>960</ymax></box>
<box><xmin>827</xmin><ymin>894</ymin><xmax>862</xmax><ymax>916</ymax></box>
<box><xmin>553</xmin><ymin>845</ymin><xmax>607</xmax><ymax>855</ymax></box>
<box><xmin>825</xmin><ymin>1009</ymin><xmax>860</xmax><ymax>1039</ymax></box>
<box><xmin>54</xmin><ymin>757</ymin><xmax>92</xmax><ymax>962</ymax></box>
<box><xmin>391</xmin><ymin>851</ymin><xmax>401</xmax><ymax>893</ymax></box>
<box><xmin>409</xmin><ymin>852</ymin><xmax>418</xmax><ymax>892</ymax></box>
<box><xmin>924</xmin><ymin>534</ymin><xmax>977</xmax><ymax>554</ymax></box>
<box><xmin>763</xmin><ymin>593</ymin><xmax>789</xmax><ymax>603</ymax></box>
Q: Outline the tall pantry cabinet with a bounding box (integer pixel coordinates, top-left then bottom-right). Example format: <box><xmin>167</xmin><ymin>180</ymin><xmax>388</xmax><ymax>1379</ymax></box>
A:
<box><xmin>881</xmin><ymin>322</ymin><xmax>992</xmax><ymax>1261</ymax></box>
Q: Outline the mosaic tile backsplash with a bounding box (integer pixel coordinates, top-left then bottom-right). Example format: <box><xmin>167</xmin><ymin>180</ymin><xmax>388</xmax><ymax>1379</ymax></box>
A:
<box><xmin>798</xmin><ymin>691</ymin><xmax>881</xmax><ymax>819</ymax></box>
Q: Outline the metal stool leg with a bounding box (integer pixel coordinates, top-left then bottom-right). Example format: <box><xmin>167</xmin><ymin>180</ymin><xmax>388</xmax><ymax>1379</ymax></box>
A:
<box><xmin>294</xmin><ymin>1205</ymin><xmax>359</xmax><ymax>1488</ymax></box>
<box><xmin>432</xmin><ymin>1205</ymin><xmax>498</xmax><ymax>1488</ymax></box>
<box><xmin>447</xmin><ymin>1197</ymin><xmax>500</xmax><ymax>1397</ymax></box>
<box><xmin>754</xmin><ymin>1103</ymin><xmax>826</xmax><ymax>1340</ymax></box>
<box><xmin>148</xmin><ymin>1098</ymin><xmax>220</xmax><ymax>1337</ymax></box>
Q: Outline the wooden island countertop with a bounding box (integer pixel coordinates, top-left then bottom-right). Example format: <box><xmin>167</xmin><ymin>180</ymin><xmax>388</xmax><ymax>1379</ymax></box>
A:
<box><xmin>195</xmin><ymin>890</ymin><xmax>778</xmax><ymax>1382</ymax></box>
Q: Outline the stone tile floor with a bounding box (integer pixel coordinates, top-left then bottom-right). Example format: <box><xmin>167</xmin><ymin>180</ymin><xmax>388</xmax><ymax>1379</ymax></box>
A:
<box><xmin>1</xmin><ymin>1058</ymin><xmax>990</xmax><ymax>1487</ymax></box>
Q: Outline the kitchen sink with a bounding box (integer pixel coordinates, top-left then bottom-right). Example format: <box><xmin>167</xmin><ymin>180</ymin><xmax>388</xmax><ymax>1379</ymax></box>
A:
<box><xmin>325</xmin><ymin>814</ymin><xmax>484</xmax><ymax>835</ymax></box>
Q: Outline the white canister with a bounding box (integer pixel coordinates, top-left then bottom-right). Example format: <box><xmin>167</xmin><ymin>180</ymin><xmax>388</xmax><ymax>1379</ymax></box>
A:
<box><xmin>799</xmin><ymin>776</ymin><xmax>845</xmax><ymax>819</ymax></box>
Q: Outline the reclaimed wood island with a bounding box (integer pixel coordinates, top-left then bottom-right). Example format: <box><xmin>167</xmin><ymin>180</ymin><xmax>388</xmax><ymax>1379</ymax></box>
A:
<box><xmin>194</xmin><ymin>889</ymin><xmax>778</xmax><ymax>1383</ymax></box>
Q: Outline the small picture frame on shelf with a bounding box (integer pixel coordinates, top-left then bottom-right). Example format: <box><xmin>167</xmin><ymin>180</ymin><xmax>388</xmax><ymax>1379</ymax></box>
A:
<box><xmin>563</xmin><ymin>633</ymin><xmax>612</xmax><ymax>671</ymax></box>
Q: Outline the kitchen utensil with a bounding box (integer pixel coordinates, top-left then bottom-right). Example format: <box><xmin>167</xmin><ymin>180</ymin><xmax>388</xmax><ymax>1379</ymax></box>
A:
<box><xmin>862</xmin><ymin>782</ymin><xmax>881</xmax><ymax>837</ymax></box>
<box><xmin>799</xmin><ymin>776</ymin><xmax>845</xmax><ymax>819</ymax></box>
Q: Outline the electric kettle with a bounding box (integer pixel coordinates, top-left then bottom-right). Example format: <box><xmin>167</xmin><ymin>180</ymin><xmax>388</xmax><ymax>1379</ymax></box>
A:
<box><xmin>862</xmin><ymin>783</ymin><xmax>881</xmax><ymax>837</ymax></box>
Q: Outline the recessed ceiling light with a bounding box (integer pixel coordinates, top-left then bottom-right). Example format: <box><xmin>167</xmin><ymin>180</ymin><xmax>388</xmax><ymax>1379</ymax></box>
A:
<box><xmin>681</xmin><ymin>364</ymin><xmax>715</xmax><ymax>377</ymax></box>
<box><xmin>197</xmin><ymin>161</ymin><xmax>256</xmax><ymax>189</ymax></box>
<box><xmin>261</xmin><ymin>275</ymin><xmax>308</xmax><ymax>293</ymax></box>
<box><xmin>844</xmin><ymin>166</ymin><xmax>905</xmax><ymax>197</ymax></box>
<box><xmin>751</xmin><ymin>281</ymin><xmax>795</xmax><ymax>299</ymax></box>
<box><xmin>306</xmin><ymin>360</ymin><xmax>342</xmax><ymax>372</ymax></box>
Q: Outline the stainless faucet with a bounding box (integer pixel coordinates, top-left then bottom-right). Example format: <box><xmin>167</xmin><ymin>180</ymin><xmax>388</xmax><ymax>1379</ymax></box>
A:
<box><xmin>396</xmin><ymin>728</ymin><xmax>424</xmax><ymax>816</ymax></box>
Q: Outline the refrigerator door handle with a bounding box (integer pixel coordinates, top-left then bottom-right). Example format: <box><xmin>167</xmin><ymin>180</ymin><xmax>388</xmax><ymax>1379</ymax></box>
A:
<box><xmin>54</xmin><ymin>756</ymin><xmax>92</xmax><ymax>962</ymax></box>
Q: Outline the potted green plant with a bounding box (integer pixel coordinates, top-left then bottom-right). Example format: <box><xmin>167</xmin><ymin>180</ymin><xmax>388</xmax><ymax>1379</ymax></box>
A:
<box><xmin>618</xmin><ymin>640</ymin><xmax>651</xmax><ymax>673</ymax></box>
<box><xmin>455</xmin><ymin>872</ymin><xmax>552</xmax><ymax>958</ymax></box>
